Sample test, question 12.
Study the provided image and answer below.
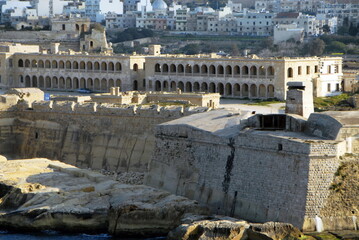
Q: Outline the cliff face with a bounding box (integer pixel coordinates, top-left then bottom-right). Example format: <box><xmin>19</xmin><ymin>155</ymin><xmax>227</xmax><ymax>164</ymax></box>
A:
<box><xmin>0</xmin><ymin>102</ymin><xmax>208</xmax><ymax>173</ymax></box>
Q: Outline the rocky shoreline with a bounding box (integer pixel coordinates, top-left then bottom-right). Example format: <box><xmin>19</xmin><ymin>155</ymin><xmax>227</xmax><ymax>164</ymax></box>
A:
<box><xmin>0</xmin><ymin>157</ymin><xmax>356</xmax><ymax>240</ymax></box>
<box><xmin>0</xmin><ymin>158</ymin><xmax>208</xmax><ymax>236</ymax></box>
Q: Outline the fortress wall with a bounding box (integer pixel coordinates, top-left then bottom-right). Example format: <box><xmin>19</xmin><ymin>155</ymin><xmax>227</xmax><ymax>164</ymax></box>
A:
<box><xmin>0</xmin><ymin>118</ymin><xmax>17</xmax><ymax>156</ymax></box>
<box><xmin>0</xmin><ymin>31</ymin><xmax>79</xmax><ymax>41</ymax></box>
<box><xmin>146</xmin><ymin>124</ymin><xmax>347</xmax><ymax>230</ymax></box>
<box><xmin>0</xmin><ymin>102</ymin><xmax>207</xmax><ymax>172</ymax></box>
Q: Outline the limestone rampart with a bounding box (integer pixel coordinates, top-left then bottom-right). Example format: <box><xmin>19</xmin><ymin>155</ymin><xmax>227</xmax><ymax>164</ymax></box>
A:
<box><xmin>145</xmin><ymin>110</ymin><xmax>359</xmax><ymax>231</ymax></box>
<box><xmin>0</xmin><ymin>101</ymin><xmax>209</xmax><ymax>173</ymax></box>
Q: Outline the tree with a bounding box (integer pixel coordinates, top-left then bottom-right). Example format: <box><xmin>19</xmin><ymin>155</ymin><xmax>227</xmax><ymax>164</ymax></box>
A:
<box><xmin>230</xmin><ymin>44</ymin><xmax>240</xmax><ymax>56</ymax></box>
<box><xmin>308</xmin><ymin>38</ymin><xmax>325</xmax><ymax>56</ymax></box>
<box><xmin>322</xmin><ymin>24</ymin><xmax>331</xmax><ymax>34</ymax></box>
<box><xmin>180</xmin><ymin>44</ymin><xmax>200</xmax><ymax>55</ymax></box>
<box><xmin>328</xmin><ymin>41</ymin><xmax>347</xmax><ymax>53</ymax></box>
<box><xmin>337</xmin><ymin>26</ymin><xmax>349</xmax><ymax>35</ymax></box>
<box><xmin>348</xmin><ymin>23</ymin><xmax>358</xmax><ymax>36</ymax></box>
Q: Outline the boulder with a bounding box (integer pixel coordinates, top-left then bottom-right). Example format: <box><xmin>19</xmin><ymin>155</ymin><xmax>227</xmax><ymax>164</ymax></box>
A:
<box><xmin>168</xmin><ymin>215</ymin><xmax>304</xmax><ymax>240</ymax></box>
<box><xmin>0</xmin><ymin>155</ymin><xmax>7</xmax><ymax>162</ymax></box>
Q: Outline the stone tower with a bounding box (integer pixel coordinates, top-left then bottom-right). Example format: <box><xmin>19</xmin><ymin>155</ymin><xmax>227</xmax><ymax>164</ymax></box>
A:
<box><xmin>285</xmin><ymin>81</ymin><xmax>314</xmax><ymax>118</ymax></box>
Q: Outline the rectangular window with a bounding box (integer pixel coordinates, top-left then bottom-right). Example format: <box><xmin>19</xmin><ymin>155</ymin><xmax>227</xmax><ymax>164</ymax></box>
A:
<box><xmin>298</xmin><ymin>66</ymin><xmax>302</xmax><ymax>75</ymax></box>
<box><xmin>327</xmin><ymin>83</ymin><xmax>331</xmax><ymax>92</ymax></box>
<box><xmin>9</xmin><ymin>59</ymin><xmax>12</xmax><ymax>68</ymax></box>
<box><xmin>306</xmin><ymin>66</ymin><xmax>310</xmax><ymax>74</ymax></box>
<box><xmin>328</xmin><ymin>65</ymin><xmax>331</xmax><ymax>73</ymax></box>
<box><xmin>336</xmin><ymin>83</ymin><xmax>340</xmax><ymax>91</ymax></box>
<box><xmin>314</xmin><ymin>65</ymin><xmax>318</xmax><ymax>73</ymax></box>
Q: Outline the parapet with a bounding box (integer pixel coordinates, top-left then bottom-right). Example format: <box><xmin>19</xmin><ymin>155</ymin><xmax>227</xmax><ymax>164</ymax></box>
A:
<box><xmin>96</xmin><ymin>104</ymin><xmax>136</xmax><ymax>116</ymax></box>
<box><xmin>52</xmin><ymin>101</ymin><xmax>75</xmax><ymax>112</ymax></box>
<box><xmin>10</xmin><ymin>100</ymin><xmax>210</xmax><ymax>119</ymax></box>
<box><xmin>137</xmin><ymin>105</ymin><xmax>161</xmax><ymax>117</ymax></box>
<box><xmin>32</xmin><ymin>101</ymin><xmax>53</xmax><ymax>112</ymax></box>
<box><xmin>159</xmin><ymin>106</ymin><xmax>184</xmax><ymax>118</ymax></box>
<box><xmin>74</xmin><ymin>102</ymin><xmax>97</xmax><ymax>113</ymax></box>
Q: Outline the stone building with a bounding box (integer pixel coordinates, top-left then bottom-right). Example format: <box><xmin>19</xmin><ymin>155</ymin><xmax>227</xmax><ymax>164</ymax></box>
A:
<box><xmin>0</xmin><ymin>43</ymin><xmax>342</xmax><ymax>100</ymax></box>
<box><xmin>51</xmin><ymin>16</ymin><xmax>90</xmax><ymax>35</ymax></box>
<box><xmin>145</xmin><ymin>108</ymin><xmax>359</xmax><ymax>231</ymax></box>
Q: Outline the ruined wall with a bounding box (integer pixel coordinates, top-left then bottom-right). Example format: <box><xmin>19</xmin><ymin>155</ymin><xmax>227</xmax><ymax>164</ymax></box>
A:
<box><xmin>0</xmin><ymin>101</ymin><xmax>206</xmax><ymax>173</ymax></box>
<box><xmin>146</xmin><ymin>121</ymin><xmax>355</xmax><ymax>231</ymax></box>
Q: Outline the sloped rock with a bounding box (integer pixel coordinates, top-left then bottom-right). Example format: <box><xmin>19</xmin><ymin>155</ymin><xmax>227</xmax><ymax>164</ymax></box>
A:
<box><xmin>0</xmin><ymin>158</ymin><xmax>209</xmax><ymax>236</ymax></box>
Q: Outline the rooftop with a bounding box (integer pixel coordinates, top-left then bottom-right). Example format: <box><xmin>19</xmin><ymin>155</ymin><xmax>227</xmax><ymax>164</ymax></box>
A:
<box><xmin>276</xmin><ymin>12</ymin><xmax>300</xmax><ymax>18</ymax></box>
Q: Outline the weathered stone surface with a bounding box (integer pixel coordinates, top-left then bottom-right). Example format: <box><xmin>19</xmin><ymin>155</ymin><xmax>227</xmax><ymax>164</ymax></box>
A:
<box><xmin>167</xmin><ymin>216</ymin><xmax>304</xmax><ymax>240</ymax></box>
<box><xmin>0</xmin><ymin>158</ymin><xmax>209</xmax><ymax>236</ymax></box>
<box><xmin>0</xmin><ymin>155</ymin><xmax>6</xmax><ymax>162</ymax></box>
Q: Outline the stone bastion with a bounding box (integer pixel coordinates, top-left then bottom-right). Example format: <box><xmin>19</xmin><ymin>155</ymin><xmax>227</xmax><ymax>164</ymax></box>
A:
<box><xmin>0</xmin><ymin>88</ymin><xmax>358</xmax><ymax>233</ymax></box>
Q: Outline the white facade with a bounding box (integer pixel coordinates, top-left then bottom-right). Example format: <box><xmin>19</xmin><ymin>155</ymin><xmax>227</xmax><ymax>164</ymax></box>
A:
<box><xmin>34</xmin><ymin>0</ymin><xmax>72</xmax><ymax>17</ymax></box>
<box><xmin>316</xmin><ymin>14</ymin><xmax>338</xmax><ymax>35</ymax></box>
<box><xmin>317</xmin><ymin>3</ymin><xmax>359</xmax><ymax>26</ymax></box>
<box><xmin>317</xmin><ymin>58</ymin><xmax>343</xmax><ymax>97</ymax></box>
<box><xmin>124</xmin><ymin>0</ymin><xmax>152</xmax><ymax>13</ymax></box>
<box><xmin>236</xmin><ymin>12</ymin><xmax>274</xmax><ymax>36</ymax></box>
<box><xmin>106</xmin><ymin>12</ymin><xmax>137</xmax><ymax>29</ymax></box>
<box><xmin>85</xmin><ymin>0</ymin><xmax>123</xmax><ymax>22</ymax></box>
<box><xmin>274</xmin><ymin>12</ymin><xmax>319</xmax><ymax>37</ymax></box>
<box><xmin>273</xmin><ymin>23</ymin><xmax>303</xmax><ymax>44</ymax></box>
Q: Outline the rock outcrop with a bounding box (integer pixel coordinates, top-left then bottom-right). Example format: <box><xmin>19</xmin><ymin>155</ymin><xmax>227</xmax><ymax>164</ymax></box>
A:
<box><xmin>168</xmin><ymin>215</ymin><xmax>304</xmax><ymax>240</ymax></box>
<box><xmin>0</xmin><ymin>158</ymin><xmax>209</xmax><ymax>236</ymax></box>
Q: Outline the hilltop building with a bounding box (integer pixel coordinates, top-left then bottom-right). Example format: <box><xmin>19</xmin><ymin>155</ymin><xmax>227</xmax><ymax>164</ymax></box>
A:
<box><xmin>0</xmin><ymin>43</ymin><xmax>343</xmax><ymax>100</ymax></box>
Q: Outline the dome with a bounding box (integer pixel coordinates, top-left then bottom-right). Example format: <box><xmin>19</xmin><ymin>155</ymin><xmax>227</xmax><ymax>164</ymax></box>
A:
<box><xmin>152</xmin><ymin>0</ymin><xmax>168</xmax><ymax>10</ymax></box>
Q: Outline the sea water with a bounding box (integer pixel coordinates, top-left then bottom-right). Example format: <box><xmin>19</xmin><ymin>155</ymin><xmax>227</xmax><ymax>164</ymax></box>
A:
<box><xmin>0</xmin><ymin>230</ymin><xmax>166</xmax><ymax>240</ymax></box>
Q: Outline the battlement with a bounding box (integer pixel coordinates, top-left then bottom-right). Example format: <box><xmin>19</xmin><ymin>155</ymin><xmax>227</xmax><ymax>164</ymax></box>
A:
<box><xmin>17</xmin><ymin>100</ymin><xmax>210</xmax><ymax>117</ymax></box>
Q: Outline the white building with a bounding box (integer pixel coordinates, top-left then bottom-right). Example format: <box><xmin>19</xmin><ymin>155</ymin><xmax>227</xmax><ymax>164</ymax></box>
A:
<box><xmin>85</xmin><ymin>0</ymin><xmax>123</xmax><ymax>22</ymax></box>
<box><xmin>317</xmin><ymin>3</ymin><xmax>359</xmax><ymax>26</ymax></box>
<box><xmin>274</xmin><ymin>12</ymin><xmax>318</xmax><ymax>37</ymax></box>
<box><xmin>1</xmin><ymin>0</ymin><xmax>32</xmax><ymax>22</ymax></box>
<box><xmin>316</xmin><ymin>14</ymin><xmax>338</xmax><ymax>35</ymax></box>
<box><xmin>236</xmin><ymin>11</ymin><xmax>274</xmax><ymax>36</ymax></box>
<box><xmin>317</xmin><ymin>57</ymin><xmax>343</xmax><ymax>97</ymax></box>
<box><xmin>123</xmin><ymin>0</ymin><xmax>152</xmax><ymax>13</ymax></box>
<box><xmin>33</xmin><ymin>0</ymin><xmax>72</xmax><ymax>17</ymax></box>
<box><xmin>273</xmin><ymin>23</ymin><xmax>304</xmax><ymax>44</ymax></box>
<box><xmin>106</xmin><ymin>12</ymin><xmax>137</xmax><ymax>29</ymax></box>
<box><xmin>63</xmin><ymin>1</ymin><xmax>86</xmax><ymax>16</ymax></box>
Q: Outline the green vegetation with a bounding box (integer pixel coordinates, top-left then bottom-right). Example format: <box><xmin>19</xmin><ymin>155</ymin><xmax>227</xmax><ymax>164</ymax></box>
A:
<box><xmin>305</xmin><ymin>232</ymin><xmax>340</xmax><ymax>240</ymax></box>
<box><xmin>161</xmin><ymin>34</ymin><xmax>264</xmax><ymax>42</ymax></box>
<box><xmin>113</xmin><ymin>44</ymin><xmax>143</xmax><ymax>54</ymax></box>
<box><xmin>313</xmin><ymin>94</ymin><xmax>351</xmax><ymax>111</ymax></box>
<box><xmin>112</xmin><ymin>28</ymin><xmax>154</xmax><ymax>43</ymax></box>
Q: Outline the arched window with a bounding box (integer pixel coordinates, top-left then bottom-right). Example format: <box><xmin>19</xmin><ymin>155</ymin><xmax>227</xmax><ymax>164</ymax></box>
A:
<box><xmin>288</xmin><ymin>67</ymin><xmax>293</xmax><ymax>78</ymax></box>
<box><xmin>52</xmin><ymin>60</ymin><xmax>58</xmax><ymax>69</ymax></box>
<box><xmin>115</xmin><ymin>62</ymin><xmax>121</xmax><ymax>72</ymax></box>
<box><xmin>18</xmin><ymin>59</ymin><xmax>24</xmax><ymax>67</ymax></box>
<box><xmin>209</xmin><ymin>65</ymin><xmax>216</xmax><ymax>75</ymax></box>
<box><xmin>162</xmin><ymin>64</ymin><xmax>168</xmax><ymax>72</ymax></box>
<box><xmin>217</xmin><ymin>65</ymin><xmax>224</xmax><ymax>75</ymax></box>
<box><xmin>268</xmin><ymin>66</ymin><xmax>274</xmax><ymax>76</ymax></box>
<box><xmin>155</xmin><ymin>63</ymin><xmax>161</xmax><ymax>72</ymax></box>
